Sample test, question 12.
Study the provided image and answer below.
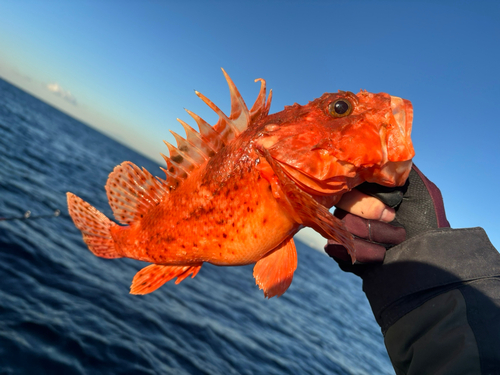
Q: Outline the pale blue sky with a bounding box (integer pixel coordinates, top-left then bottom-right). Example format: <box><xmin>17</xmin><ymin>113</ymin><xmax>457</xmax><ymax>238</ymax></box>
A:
<box><xmin>0</xmin><ymin>1</ymin><xmax>499</xmax><ymax>249</ymax></box>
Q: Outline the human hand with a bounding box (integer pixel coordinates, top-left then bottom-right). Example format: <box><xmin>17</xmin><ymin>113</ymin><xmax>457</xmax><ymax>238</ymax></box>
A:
<box><xmin>325</xmin><ymin>165</ymin><xmax>450</xmax><ymax>269</ymax></box>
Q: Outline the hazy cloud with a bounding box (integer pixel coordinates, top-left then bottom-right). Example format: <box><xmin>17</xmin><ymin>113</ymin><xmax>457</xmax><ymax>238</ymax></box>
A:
<box><xmin>46</xmin><ymin>83</ymin><xmax>77</xmax><ymax>105</ymax></box>
<box><xmin>10</xmin><ymin>67</ymin><xmax>33</xmax><ymax>82</ymax></box>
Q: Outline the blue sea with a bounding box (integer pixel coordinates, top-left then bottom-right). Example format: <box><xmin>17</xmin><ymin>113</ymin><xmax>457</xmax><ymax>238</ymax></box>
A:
<box><xmin>0</xmin><ymin>77</ymin><xmax>393</xmax><ymax>374</ymax></box>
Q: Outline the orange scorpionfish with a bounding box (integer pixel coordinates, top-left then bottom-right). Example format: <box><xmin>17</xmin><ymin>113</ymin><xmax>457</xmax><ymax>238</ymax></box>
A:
<box><xmin>67</xmin><ymin>69</ymin><xmax>414</xmax><ymax>298</ymax></box>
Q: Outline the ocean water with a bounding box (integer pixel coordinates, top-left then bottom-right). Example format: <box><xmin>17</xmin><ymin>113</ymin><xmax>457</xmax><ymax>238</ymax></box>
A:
<box><xmin>0</xmin><ymin>77</ymin><xmax>393</xmax><ymax>375</ymax></box>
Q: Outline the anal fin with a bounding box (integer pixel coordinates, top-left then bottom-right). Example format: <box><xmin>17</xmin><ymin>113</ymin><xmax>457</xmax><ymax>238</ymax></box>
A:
<box><xmin>253</xmin><ymin>237</ymin><xmax>297</xmax><ymax>298</ymax></box>
<box><xmin>130</xmin><ymin>263</ymin><xmax>202</xmax><ymax>295</ymax></box>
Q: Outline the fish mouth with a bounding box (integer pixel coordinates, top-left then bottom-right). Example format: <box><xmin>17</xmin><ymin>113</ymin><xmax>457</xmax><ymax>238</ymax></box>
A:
<box><xmin>387</xmin><ymin>95</ymin><xmax>414</xmax><ymax>162</ymax></box>
<box><xmin>277</xmin><ymin>161</ymin><xmax>352</xmax><ymax>196</ymax></box>
<box><xmin>390</xmin><ymin>95</ymin><xmax>409</xmax><ymax>139</ymax></box>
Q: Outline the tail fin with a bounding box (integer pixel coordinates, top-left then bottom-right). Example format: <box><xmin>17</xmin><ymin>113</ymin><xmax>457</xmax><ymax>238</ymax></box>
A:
<box><xmin>66</xmin><ymin>192</ymin><xmax>122</xmax><ymax>259</ymax></box>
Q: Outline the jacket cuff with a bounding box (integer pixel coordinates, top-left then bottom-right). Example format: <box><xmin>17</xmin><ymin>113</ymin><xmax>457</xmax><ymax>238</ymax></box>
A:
<box><xmin>361</xmin><ymin>227</ymin><xmax>500</xmax><ymax>333</ymax></box>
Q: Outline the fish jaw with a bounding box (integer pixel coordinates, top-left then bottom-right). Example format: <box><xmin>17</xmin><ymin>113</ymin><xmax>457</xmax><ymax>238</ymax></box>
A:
<box><xmin>254</xmin><ymin>91</ymin><xmax>415</xmax><ymax>204</ymax></box>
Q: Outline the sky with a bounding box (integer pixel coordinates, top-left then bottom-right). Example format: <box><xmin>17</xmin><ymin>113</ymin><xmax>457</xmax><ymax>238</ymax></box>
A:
<box><xmin>0</xmin><ymin>0</ymin><xmax>499</xmax><ymax>251</ymax></box>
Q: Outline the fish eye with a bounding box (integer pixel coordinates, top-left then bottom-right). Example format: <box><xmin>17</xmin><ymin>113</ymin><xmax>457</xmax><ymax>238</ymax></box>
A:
<box><xmin>329</xmin><ymin>99</ymin><xmax>353</xmax><ymax>118</ymax></box>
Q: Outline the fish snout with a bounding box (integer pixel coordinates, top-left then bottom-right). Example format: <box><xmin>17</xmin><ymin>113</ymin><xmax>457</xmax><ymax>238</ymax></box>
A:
<box><xmin>387</xmin><ymin>95</ymin><xmax>415</xmax><ymax>162</ymax></box>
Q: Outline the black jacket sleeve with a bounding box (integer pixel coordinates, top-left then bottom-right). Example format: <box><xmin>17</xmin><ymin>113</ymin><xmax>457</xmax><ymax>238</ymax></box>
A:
<box><xmin>360</xmin><ymin>227</ymin><xmax>500</xmax><ymax>375</ymax></box>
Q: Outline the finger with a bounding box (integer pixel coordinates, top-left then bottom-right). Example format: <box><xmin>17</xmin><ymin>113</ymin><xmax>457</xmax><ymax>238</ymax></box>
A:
<box><xmin>335</xmin><ymin>210</ymin><xmax>406</xmax><ymax>245</ymax></box>
<box><xmin>336</xmin><ymin>190</ymin><xmax>395</xmax><ymax>222</ymax></box>
<box><xmin>325</xmin><ymin>239</ymin><xmax>386</xmax><ymax>263</ymax></box>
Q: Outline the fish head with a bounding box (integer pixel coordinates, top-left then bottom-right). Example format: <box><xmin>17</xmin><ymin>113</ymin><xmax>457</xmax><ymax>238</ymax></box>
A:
<box><xmin>255</xmin><ymin>90</ymin><xmax>415</xmax><ymax>207</ymax></box>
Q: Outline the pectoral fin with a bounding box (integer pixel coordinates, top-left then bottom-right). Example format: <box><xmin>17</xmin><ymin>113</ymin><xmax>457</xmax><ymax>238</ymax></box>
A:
<box><xmin>257</xmin><ymin>148</ymin><xmax>356</xmax><ymax>261</ymax></box>
<box><xmin>130</xmin><ymin>263</ymin><xmax>202</xmax><ymax>295</ymax></box>
<box><xmin>253</xmin><ymin>237</ymin><xmax>297</xmax><ymax>298</ymax></box>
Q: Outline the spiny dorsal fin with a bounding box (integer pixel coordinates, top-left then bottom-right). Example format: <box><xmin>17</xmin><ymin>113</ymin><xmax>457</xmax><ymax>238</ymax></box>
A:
<box><xmin>170</xmin><ymin>129</ymin><xmax>208</xmax><ymax>164</ymax></box>
<box><xmin>163</xmin><ymin>141</ymin><xmax>198</xmax><ymax>174</ymax></box>
<box><xmin>160</xmin><ymin>69</ymin><xmax>272</xmax><ymax>189</ymax></box>
<box><xmin>177</xmin><ymin>118</ymin><xmax>216</xmax><ymax>158</ymax></box>
<box><xmin>250</xmin><ymin>78</ymin><xmax>273</xmax><ymax>123</ymax></box>
<box><xmin>195</xmin><ymin>90</ymin><xmax>240</xmax><ymax>144</ymax></box>
<box><xmin>105</xmin><ymin>162</ymin><xmax>166</xmax><ymax>225</ymax></box>
<box><xmin>222</xmin><ymin>68</ymin><xmax>250</xmax><ymax>132</ymax></box>
<box><xmin>185</xmin><ymin>109</ymin><xmax>225</xmax><ymax>153</ymax></box>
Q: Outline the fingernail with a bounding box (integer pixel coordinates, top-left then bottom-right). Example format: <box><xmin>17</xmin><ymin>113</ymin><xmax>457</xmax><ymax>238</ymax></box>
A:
<box><xmin>380</xmin><ymin>207</ymin><xmax>395</xmax><ymax>222</ymax></box>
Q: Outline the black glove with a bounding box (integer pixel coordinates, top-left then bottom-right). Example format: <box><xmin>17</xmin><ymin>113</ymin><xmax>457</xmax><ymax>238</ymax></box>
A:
<box><xmin>325</xmin><ymin>164</ymin><xmax>450</xmax><ymax>273</ymax></box>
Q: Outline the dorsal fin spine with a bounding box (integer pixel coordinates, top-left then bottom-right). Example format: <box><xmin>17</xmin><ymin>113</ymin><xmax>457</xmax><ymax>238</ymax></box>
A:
<box><xmin>184</xmin><ymin>109</ymin><xmax>224</xmax><ymax>153</ymax></box>
<box><xmin>157</xmin><ymin>70</ymin><xmax>271</xmax><ymax>193</ymax></box>
<box><xmin>177</xmin><ymin>118</ymin><xmax>216</xmax><ymax>158</ymax></box>
<box><xmin>195</xmin><ymin>90</ymin><xmax>240</xmax><ymax>141</ymax></box>
<box><xmin>221</xmin><ymin>68</ymin><xmax>250</xmax><ymax>132</ymax></box>
<box><xmin>160</xmin><ymin>152</ymin><xmax>188</xmax><ymax>185</ymax></box>
<box><xmin>249</xmin><ymin>78</ymin><xmax>272</xmax><ymax>122</ymax></box>
<box><xmin>164</xmin><ymin>141</ymin><xmax>197</xmax><ymax>173</ymax></box>
<box><xmin>170</xmin><ymin>130</ymin><xmax>208</xmax><ymax>165</ymax></box>
<box><xmin>159</xmin><ymin>166</ymin><xmax>181</xmax><ymax>190</ymax></box>
<box><xmin>265</xmin><ymin>89</ymin><xmax>273</xmax><ymax>115</ymax></box>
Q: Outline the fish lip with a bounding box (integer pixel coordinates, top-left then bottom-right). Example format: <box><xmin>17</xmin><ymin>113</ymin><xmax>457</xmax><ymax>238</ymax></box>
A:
<box><xmin>390</xmin><ymin>95</ymin><xmax>408</xmax><ymax>138</ymax></box>
<box><xmin>274</xmin><ymin>158</ymin><xmax>349</xmax><ymax>199</ymax></box>
<box><xmin>257</xmin><ymin>147</ymin><xmax>342</xmax><ymax>208</ymax></box>
<box><xmin>387</xmin><ymin>95</ymin><xmax>415</xmax><ymax>163</ymax></box>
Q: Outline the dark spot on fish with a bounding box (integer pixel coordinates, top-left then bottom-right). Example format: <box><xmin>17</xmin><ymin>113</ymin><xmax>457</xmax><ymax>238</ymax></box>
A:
<box><xmin>181</xmin><ymin>244</ymin><xmax>185</xmax><ymax>248</ymax></box>
<box><xmin>268</xmin><ymin>185</ymin><xmax>272</xmax><ymax>191</ymax></box>
<box><xmin>172</xmin><ymin>155</ymin><xmax>183</xmax><ymax>163</ymax></box>
<box><xmin>218</xmin><ymin>244</ymin><xmax>222</xmax><ymax>248</ymax></box>
<box><xmin>223</xmin><ymin>233</ymin><xmax>227</xmax><ymax>238</ymax></box>
<box><xmin>180</xmin><ymin>145</ymin><xmax>189</xmax><ymax>152</ymax></box>
<box><xmin>169</xmin><ymin>166</ymin><xmax>175</xmax><ymax>173</ymax></box>
<box><xmin>263</xmin><ymin>218</ymin><xmax>267</xmax><ymax>224</ymax></box>
<box><xmin>254</xmin><ymin>234</ymin><xmax>258</xmax><ymax>239</ymax></box>
<box><xmin>193</xmin><ymin>242</ymin><xmax>198</xmax><ymax>247</ymax></box>
<box><xmin>232</xmin><ymin>223</ymin><xmax>235</xmax><ymax>227</ymax></box>
<box><xmin>247</xmin><ymin>207</ymin><xmax>250</xmax><ymax>212</ymax></box>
